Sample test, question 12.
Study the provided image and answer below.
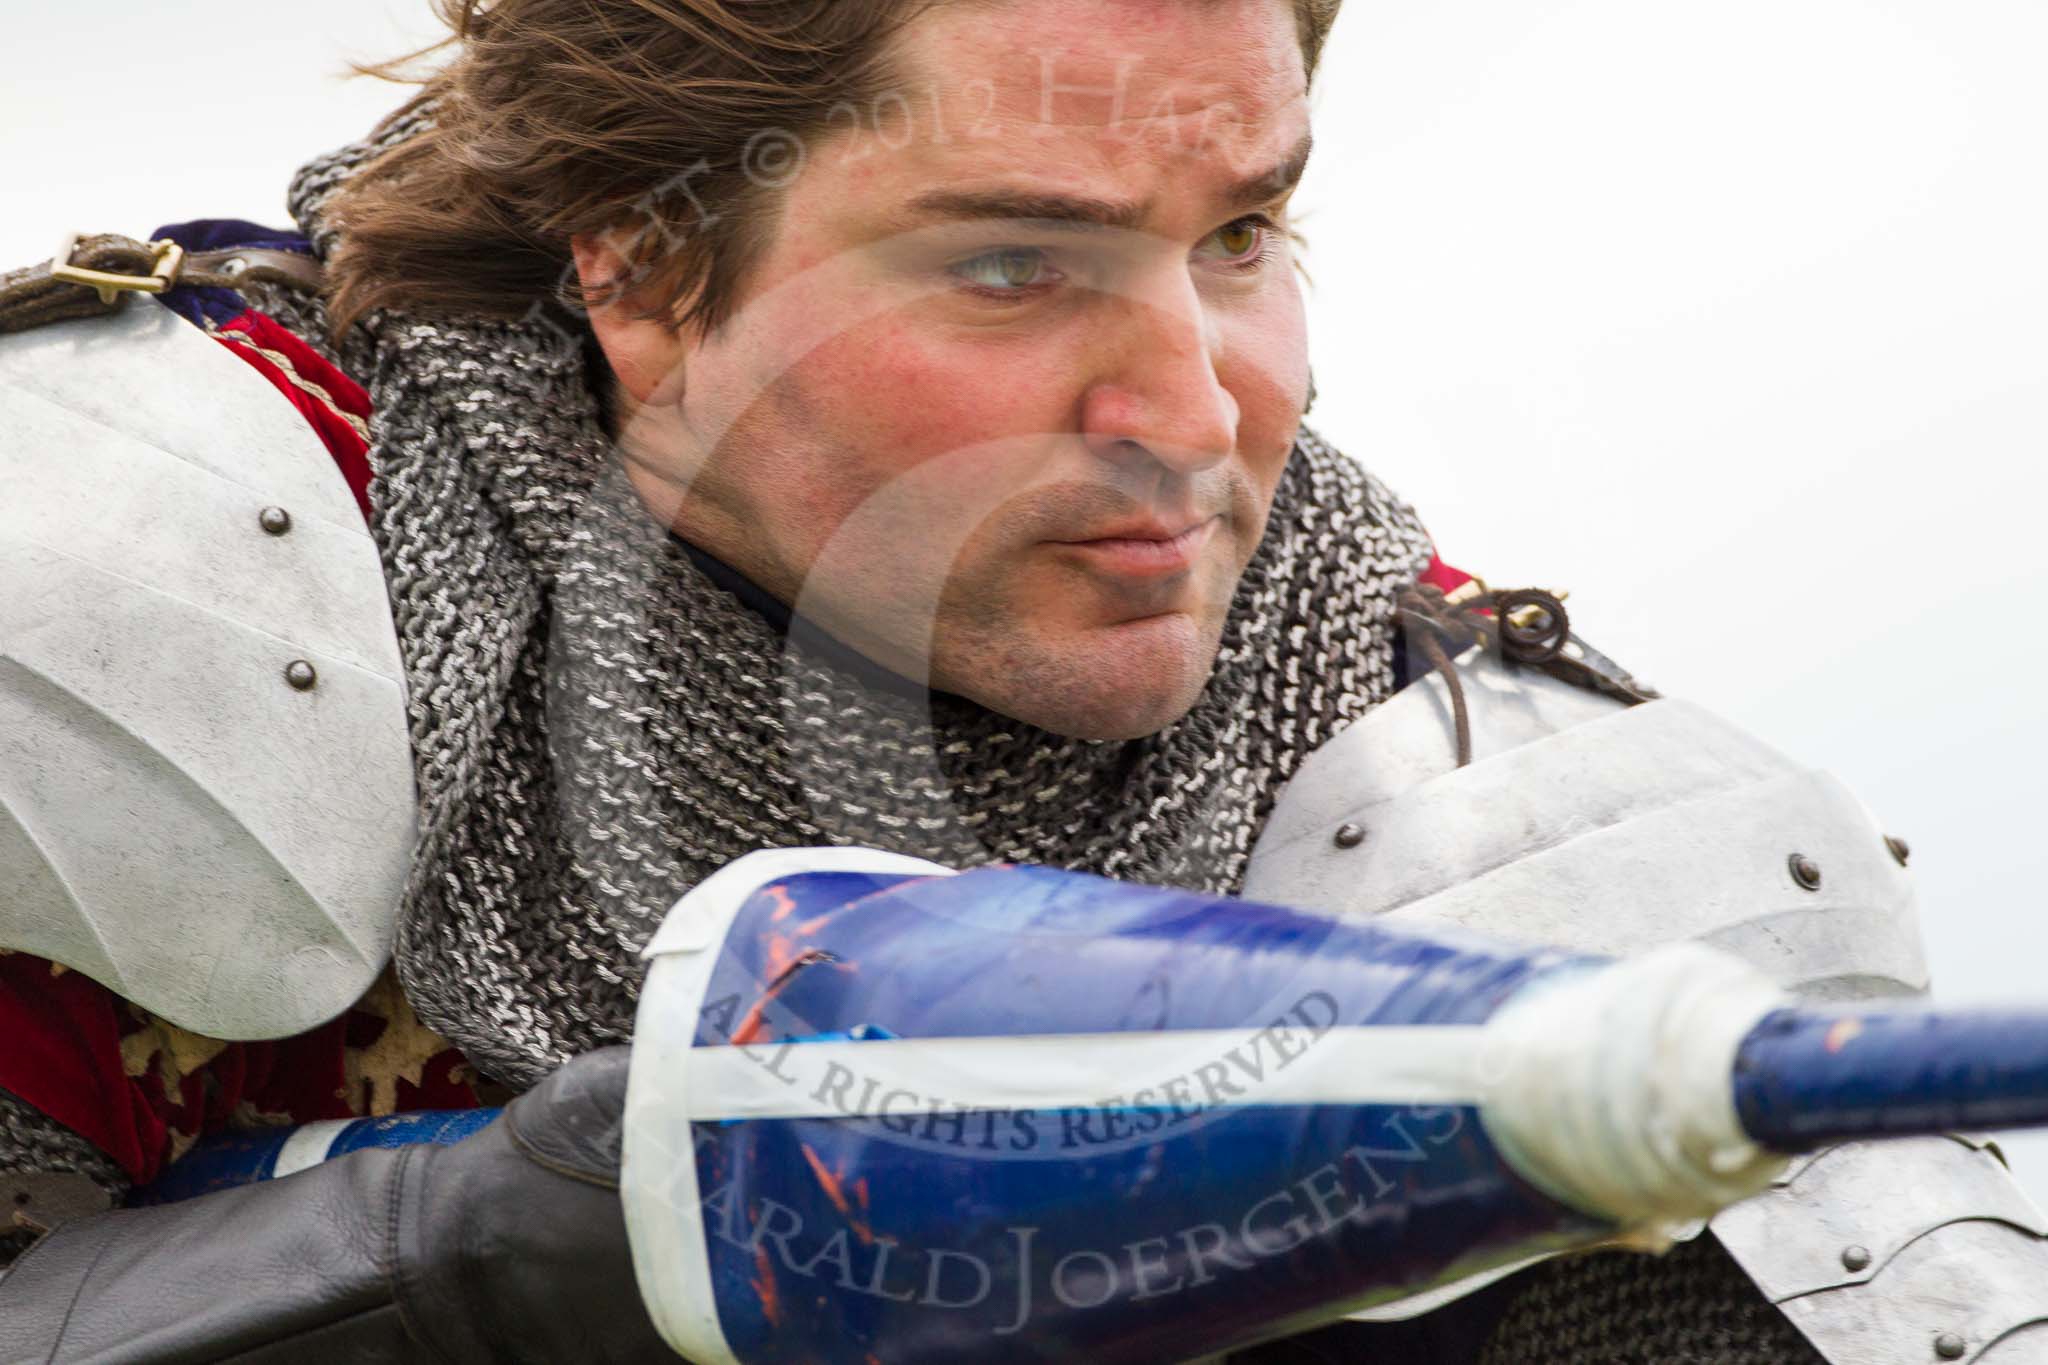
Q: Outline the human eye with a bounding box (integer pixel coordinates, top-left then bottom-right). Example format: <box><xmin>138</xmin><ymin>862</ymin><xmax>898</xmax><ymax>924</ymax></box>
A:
<box><xmin>1195</xmin><ymin>214</ymin><xmax>1281</xmax><ymax>272</ymax></box>
<box><xmin>947</xmin><ymin>246</ymin><xmax>1062</xmax><ymax>297</ymax></box>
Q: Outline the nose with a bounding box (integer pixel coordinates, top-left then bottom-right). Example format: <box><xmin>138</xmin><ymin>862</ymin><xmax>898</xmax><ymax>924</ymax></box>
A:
<box><xmin>1079</xmin><ymin>271</ymin><xmax>1239</xmax><ymax>479</ymax></box>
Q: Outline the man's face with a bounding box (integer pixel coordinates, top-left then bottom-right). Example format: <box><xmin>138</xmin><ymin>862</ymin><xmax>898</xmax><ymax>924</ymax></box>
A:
<box><xmin>588</xmin><ymin>0</ymin><xmax>1313</xmax><ymax>740</ymax></box>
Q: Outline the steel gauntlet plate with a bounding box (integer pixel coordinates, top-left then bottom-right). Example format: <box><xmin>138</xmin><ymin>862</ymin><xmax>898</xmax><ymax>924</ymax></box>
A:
<box><xmin>1712</xmin><ymin>1136</ymin><xmax>2048</xmax><ymax>1363</ymax></box>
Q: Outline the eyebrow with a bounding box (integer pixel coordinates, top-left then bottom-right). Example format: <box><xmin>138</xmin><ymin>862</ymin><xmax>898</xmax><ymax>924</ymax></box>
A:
<box><xmin>898</xmin><ymin>132</ymin><xmax>1315</xmax><ymax>232</ymax></box>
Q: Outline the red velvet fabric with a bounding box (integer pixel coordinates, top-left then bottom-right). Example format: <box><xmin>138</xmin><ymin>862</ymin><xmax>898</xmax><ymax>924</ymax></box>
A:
<box><xmin>1420</xmin><ymin>550</ymin><xmax>1476</xmax><ymax>599</ymax></box>
<box><xmin>210</xmin><ymin>308</ymin><xmax>375</xmax><ymax>517</ymax></box>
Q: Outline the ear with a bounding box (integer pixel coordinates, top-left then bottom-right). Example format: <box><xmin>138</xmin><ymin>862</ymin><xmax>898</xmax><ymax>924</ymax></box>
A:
<box><xmin>571</xmin><ymin>231</ymin><xmax>690</xmax><ymax>409</ymax></box>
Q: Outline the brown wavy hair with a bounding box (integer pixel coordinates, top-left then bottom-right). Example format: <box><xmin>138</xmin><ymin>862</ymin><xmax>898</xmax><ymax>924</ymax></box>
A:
<box><xmin>324</xmin><ymin>0</ymin><xmax>1344</xmax><ymax>339</ymax></box>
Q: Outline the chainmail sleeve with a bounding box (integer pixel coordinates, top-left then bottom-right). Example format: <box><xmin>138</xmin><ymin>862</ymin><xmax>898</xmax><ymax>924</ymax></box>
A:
<box><xmin>1474</xmin><ymin>1234</ymin><xmax>1827</xmax><ymax>1365</ymax></box>
<box><xmin>0</xmin><ymin>1089</ymin><xmax>129</xmax><ymax>1267</ymax></box>
<box><xmin>1226</xmin><ymin>1233</ymin><xmax>1826</xmax><ymax>1363</ymax></box>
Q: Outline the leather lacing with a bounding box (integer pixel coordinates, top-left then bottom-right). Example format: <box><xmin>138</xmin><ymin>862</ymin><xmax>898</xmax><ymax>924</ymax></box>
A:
<box><xmin>1395</xmin><ymin>582</ymin><xmax>1581</xmax><ymax>769</ymax></box>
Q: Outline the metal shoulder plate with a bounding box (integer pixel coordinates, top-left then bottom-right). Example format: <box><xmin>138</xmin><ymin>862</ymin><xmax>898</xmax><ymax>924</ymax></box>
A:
<box><xmin>1246</xmin><ymin>643</ymin><xmax>1959</xmax><ymax>1341</ymax></box>
<box><xmin>0</xmin><ymin>295</ymin><xmax>412</xmax><ymax>1039</ymax></box>
<box><xmin>1243</xmin><ymin>647</ymin><xmax>1924</xmax><ymax>1000</ymax></box>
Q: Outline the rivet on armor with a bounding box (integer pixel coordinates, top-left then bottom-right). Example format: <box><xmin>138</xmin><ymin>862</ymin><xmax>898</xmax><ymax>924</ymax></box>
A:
<box><xmin>284</xmin><ymin>660</ymin><xmax>318</xmax><ymax>691</ymax></box>
<box><xmin>1886</xmin><ymin>835</ymin><xmax>1912</xmax><ymax>867</ymax></box>
<box><xmin>1333</xmin><ymin>823</ymin><xmax>1366</xmax><ymax>850</ymax></box>
<box><xmin>1789</xmin><ymin>853</ymin><xmax>1822</xmax><ymax>891</ymax></box>
<box><xmin>218</xmin><ymin>255</ymin><xmax>248</xmax><ymax>276</ymax></box>
<box><xmin>259</xmin><ymin>506</ymin><xmax>293</xmax><ymax>536</ymax></box>
<box><xmin>1936</xmin><ymin>1332</ymin><xmax>1968</xmax><ymax>1360</ymax></box>
<box><xmin>1840</xmin><ymin>1244</ymin><xmax>1871</xmax><ymax>1272</ymax></box>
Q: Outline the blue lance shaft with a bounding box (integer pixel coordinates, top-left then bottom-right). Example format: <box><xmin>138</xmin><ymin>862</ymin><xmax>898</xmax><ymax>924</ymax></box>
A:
<box><xmin>135</xmin><ymin>856</ymin><xmax>2048</xmax><ymax>1364</ymax></box>
<box><xmin>1733</xmin><ymin>1006</ymin><xmax>2048</xmax><ymax>1149</ymax></box>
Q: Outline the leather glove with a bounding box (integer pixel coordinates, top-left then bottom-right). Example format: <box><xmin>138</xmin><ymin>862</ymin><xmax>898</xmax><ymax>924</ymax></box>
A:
<box><xmin>0</xmin><ymin>1046</ymin><xmax>677</xmax><ymax>1364</ymax></box>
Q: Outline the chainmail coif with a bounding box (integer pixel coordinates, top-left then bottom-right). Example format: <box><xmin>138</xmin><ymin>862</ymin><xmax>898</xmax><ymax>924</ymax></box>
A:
<box><xmin>281</xmin><ymin>120</ymin><xmax>1435</xmax><ymax>1088</ymax></box>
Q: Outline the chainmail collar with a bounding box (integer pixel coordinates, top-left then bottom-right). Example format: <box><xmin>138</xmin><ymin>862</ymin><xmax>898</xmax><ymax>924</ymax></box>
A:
<box><xmin>284</xmin><ymin>118</ymin><xmax>1434</xmax><ymax>1087</ymax></box>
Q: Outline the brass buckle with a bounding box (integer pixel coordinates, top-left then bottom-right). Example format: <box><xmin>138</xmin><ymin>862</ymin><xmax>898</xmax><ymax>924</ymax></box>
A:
<box><xmin>49</xmin><ymin>232</ymin><xmax>186</xmax><ymax>305</ymax></box>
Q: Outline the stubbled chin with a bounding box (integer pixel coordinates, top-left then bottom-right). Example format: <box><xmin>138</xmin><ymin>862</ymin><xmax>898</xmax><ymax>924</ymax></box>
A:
<box><xmin>966</xmin><ymin>611</ymin><xmax>1220</xmax><ymax>742</ymax></box>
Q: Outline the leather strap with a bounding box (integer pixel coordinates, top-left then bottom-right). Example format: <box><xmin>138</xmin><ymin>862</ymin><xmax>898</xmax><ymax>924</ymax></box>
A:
<box><xmin>187</xmin><ymin>245</ymin><xmax>327</xmax><ymax>294</ymax></box>
<box><xmin>0</xmin><ymin>232</ymin><xmax>325</xmax><ymax>336</ymax></box>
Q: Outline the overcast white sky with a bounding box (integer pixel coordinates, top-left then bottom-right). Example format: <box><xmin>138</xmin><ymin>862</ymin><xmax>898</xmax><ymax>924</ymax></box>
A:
<box><xmin>5</xmin><ymin>1</ymin><xmax>2047</xmax><ymax>1195</ymax></box>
